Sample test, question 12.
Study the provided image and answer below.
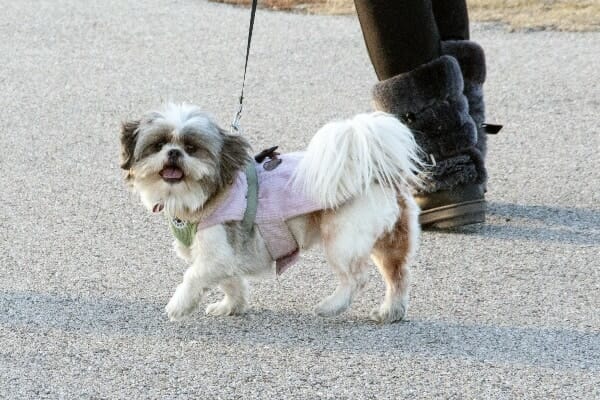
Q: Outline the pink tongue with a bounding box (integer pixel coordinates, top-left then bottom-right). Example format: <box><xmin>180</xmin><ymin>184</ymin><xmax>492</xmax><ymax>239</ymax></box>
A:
<box><xmin>161</xmin><ymin>167</ymin><xmax>183</xmax><ymax>179</ymax></box>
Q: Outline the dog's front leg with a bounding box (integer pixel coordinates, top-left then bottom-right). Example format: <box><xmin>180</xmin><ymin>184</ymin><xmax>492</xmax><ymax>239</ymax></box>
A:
<box><xmin>165</xmin><ymin>263</ymin><xmax>213</xmax><ymax>321</ymax></box>
<box><xmin>205</xmin><ymin>277</ymin><xmax>249</xmax><ymax>317</ymax></box>
<box><xmin>166</xmin><ymin>224</ymin><xmax>243</xmax><ymax>321</ymax></box>
<box><xmin>166</xmin><ymin>257</ymin><xmax>239</xmax><ymax>322</ymax></box>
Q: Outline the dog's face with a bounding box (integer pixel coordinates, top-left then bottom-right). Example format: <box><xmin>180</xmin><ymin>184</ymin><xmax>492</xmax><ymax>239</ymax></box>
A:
<box><xmin>120</xmin><ymin>103</ymin><xmax>250</xmax><ymax>218</ymax></box>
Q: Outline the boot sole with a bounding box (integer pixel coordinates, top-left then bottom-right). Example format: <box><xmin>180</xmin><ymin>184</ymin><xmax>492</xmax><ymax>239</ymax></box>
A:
<box><xmin>419</xmin><ymin>199</ymin><xmax>486</xmax><ymax>229</ymax></box>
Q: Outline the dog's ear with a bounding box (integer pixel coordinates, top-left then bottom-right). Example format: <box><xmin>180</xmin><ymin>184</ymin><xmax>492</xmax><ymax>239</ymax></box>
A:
<box><xmin>120</xmin><ymin>120</ymin><xmax>140</xmax><ymax>171</ymax></box>
<box><xmin>219</xmin><ymin>128</ymin><xmax>251</xmax><ymax>185</ymax></box>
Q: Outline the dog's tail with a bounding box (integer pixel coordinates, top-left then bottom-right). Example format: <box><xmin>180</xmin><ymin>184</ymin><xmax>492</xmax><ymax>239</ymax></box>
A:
<box><xmin>292</xmin><ymin>112</ymin><xmax>423</xmax><ymax>209</ymax></box>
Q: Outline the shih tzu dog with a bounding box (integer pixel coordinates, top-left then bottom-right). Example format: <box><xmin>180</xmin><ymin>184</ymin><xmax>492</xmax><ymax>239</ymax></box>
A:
<box><xmin>120</xmin><ymin>103</ymin><xmax>422</xmax><ymax>323</ymax></box>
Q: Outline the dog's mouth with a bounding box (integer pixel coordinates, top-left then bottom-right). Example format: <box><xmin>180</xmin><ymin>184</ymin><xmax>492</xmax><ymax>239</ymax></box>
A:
<box><xmin>160</xmin><ymin>165</ymin><xmax>185</xmax><ymax>183</ymax></box>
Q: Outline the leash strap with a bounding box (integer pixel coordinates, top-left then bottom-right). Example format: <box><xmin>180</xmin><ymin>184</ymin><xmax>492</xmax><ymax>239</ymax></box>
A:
<box><xmin>231</xmin><ymin>0</ymin><xmax>259</xmax><ymax>134</ymax></box>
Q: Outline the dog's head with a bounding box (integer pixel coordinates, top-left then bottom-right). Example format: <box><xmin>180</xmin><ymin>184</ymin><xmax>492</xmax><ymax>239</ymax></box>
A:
<box><xmin>120</xmin><ymin>103</ymin><xmax>250</xmax><ymax>218</ymax></box>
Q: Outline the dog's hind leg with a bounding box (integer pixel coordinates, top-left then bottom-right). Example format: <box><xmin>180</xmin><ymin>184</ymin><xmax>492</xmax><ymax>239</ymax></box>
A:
<box><xmin>370</xmin><ymin>191</ymin><xmax>420</xmax><ymax>323</ymax></box>
<box><xmin>315</xmin><ymin>253</ymin><xmax>370</xmax><ymax>318</ymax></box>
<box><xmin>205</xmin><ymin>277</ymin><xmax>249</xmax><ymax>316</ymax></box>
<box><xmin>315</xmin><ymin>188</ymin><xmax>398</xmax><ymax>318</ymax></box>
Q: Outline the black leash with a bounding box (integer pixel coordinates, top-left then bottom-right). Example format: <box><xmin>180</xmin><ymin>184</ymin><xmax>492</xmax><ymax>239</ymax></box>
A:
<box><xmin>231</xmin><ymin>0</ymin><xmax>259</xmax><ymax>134</ymax></box>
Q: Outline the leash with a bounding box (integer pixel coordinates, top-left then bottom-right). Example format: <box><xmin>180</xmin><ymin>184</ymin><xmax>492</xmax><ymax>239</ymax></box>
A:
<box><xmin>169</xmin><ymin>1</ymin><xmax>267</xmax><ymax>246</ymax></box>
<box><xmin>230</xmin><ymin>0</ymin><xmax>259</xmax><ymax>135</ymax></box>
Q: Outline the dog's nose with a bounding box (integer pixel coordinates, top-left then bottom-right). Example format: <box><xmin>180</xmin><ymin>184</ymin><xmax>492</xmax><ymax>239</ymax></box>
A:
<box><xmin>167</xmin><ymin>149</ymin><xmax>182</xmax><ymax>160</ymax></box>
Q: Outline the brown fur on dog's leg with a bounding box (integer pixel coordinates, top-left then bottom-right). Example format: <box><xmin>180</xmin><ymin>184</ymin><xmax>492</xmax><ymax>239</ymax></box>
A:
<box><xmin>370</xmin><ymin>191</ymin><xmax>420</xmax><ymax>323</ymax></box>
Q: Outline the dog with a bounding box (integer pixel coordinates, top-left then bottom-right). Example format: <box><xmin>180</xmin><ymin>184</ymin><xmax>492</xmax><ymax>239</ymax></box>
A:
<box><xmin>120</xmin><ymin>103</ymin><xmax>422</xmax><ymax>323</ymax></box>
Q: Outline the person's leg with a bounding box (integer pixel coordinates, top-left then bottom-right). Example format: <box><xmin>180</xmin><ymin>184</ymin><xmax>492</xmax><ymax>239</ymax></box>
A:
<box><xmin>431</xmin><ymin>0</ymin><xmax>470</xmax><ymax>40</ymax></box>
<box><xmin>354</xmin><ymin>0</ymin><xmax>440</xmax><ymax>80</ymax></box>
<box><xmin>355</xmin><ymin>0</ymin><xmax>486</xmax><ymax>228</ymax></box>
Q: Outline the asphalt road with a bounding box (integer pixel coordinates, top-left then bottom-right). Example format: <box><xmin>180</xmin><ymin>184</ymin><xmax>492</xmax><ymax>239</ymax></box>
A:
<box><xmin>1</xmin><ymin>0</ymin><xmax>599</xmax><ymax>398</ymax></box>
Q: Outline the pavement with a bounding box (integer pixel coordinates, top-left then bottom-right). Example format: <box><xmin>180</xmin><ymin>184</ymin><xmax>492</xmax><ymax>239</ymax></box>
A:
<box><xmin>0</xmin><ymin>0</ymin><xmax>599</xmax><ymax>398</ymax></box>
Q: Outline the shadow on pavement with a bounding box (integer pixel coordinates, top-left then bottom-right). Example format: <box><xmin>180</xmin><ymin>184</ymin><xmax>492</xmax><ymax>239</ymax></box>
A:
<box><xmin>3</xmin><ymin>290</ymin><xmax>598</xmax><ymax>371</ymax></box>
<box><xmin>432</xmin><ymin>201</ymin><xmax>600</xmax><ymax>245</ymax></box>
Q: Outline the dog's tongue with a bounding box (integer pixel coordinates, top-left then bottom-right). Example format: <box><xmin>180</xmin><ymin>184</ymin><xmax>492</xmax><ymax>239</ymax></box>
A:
<box><xmin>161</xmin><ymin>167</ymin><xmax>183</xmax><ymax>179</ymax></box>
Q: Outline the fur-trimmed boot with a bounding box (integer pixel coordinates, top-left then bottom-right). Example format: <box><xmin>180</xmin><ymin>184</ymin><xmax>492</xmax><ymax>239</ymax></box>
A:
<box><xmin>442</xmin><ymin>40</ymin><xmax>492</xmax><ymax>171</ymax></box>
<box><xmin>372</xmin><ymin>55</ymin><xmax>486</xmax><ymax>228</ymax></box>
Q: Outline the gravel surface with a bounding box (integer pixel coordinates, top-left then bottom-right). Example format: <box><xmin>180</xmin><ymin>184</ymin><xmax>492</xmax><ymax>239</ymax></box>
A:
<box><xmin>1</xmin><ymin>0</ymin><xmax>599</xmax><ymax>398</ymax></box>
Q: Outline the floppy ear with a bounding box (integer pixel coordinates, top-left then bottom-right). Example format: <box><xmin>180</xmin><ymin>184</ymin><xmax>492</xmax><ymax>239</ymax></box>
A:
<box><xmin>120</xmin><ymin>120</ymin><xmax>140</xmax><ymax>170</ymax></box>
<box><xmin>218</xmin><ymin>127</ymin><xmax>251</xmax><ymax>185</ymax></box>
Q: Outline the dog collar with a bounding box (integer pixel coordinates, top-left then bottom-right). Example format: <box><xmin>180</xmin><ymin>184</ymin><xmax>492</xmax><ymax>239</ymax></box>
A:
<box><xmin>168</xmin><ymin>162</ymin><xmax>258</xmax><ymax>247</ymax></box>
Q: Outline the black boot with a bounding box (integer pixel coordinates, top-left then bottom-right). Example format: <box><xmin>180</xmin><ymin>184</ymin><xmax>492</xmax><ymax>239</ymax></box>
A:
<box><xmin>373</xmin><ymin>55</ymin><xmax>486</xmax><ymax>228</ymax></box>
<box><xmin>442</xmin><ymin>40</ymin><xmax>489</xmax><ymax>170</ymax></box>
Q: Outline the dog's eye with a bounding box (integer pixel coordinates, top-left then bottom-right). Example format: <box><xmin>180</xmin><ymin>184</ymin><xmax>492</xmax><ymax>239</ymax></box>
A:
<box><xmin>154</xmin><ymin>140</ymin><xmax>167</xmax><ymax>150</ymax></box>
<box><xmin>184</xmin><ymin>144</ymin><xmax>196</xmax><ymax>153</ymax></box>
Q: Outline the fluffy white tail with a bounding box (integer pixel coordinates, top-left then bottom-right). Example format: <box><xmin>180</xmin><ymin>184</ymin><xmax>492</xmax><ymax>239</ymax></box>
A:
<box><xmin>292</xmin><ymin>112</ymin><xmax>423</xmax><ymax>209</ymax></box>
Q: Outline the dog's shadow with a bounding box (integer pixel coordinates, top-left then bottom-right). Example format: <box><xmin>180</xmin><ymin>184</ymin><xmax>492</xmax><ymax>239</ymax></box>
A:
<box><xmin>3</xmin><ymin>290</ymin><xmax>597</xmax><ymax>372</ymax></box>
<box><xmin>426</xmin><ymin>201</ymin><xmax>600</xmax><ymax>245</ymax></box>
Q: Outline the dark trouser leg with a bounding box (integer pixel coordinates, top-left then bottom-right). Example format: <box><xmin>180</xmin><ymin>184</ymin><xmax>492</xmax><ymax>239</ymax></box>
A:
<box><xmin>431</xmin><ymin>0</ymin><xmax>470</xmax><ymax>41</ymax></box>
<box><xmin>354</xmin><ymin>0</ymin><xmax>440</xmax><ymax>80</ymax></box>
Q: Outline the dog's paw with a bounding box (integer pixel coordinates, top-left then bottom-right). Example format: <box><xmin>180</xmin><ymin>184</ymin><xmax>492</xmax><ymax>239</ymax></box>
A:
<box><xmin>165</xmin><ymin>300</ymin><xmax>195</xmax><ymax>321</ymax></box>
<box><xmin>165</xmin><ymin>288</ymin><xmax>200</xmax><ymax>321</ymax></box>
<box><xmin>205</xmin><ymin>298</ymin><xmax>247</xmax><ymax>317</ymax></box>
<box><xmin>314</xmin><ymin>296</ymin><xmax>350</xmax><ymax>318</ymax></box>
<box><xmin>369</xmin><ymin>302</ymin><xmax>407</xmax><ymax>324</ymax></box>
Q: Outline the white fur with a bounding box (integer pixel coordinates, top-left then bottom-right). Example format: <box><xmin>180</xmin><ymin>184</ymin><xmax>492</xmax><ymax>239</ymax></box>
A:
<box><xmin>155</xmin><ymin>103</ymin><xmax>219</xmax><ymax>136</ymax></box>
<box><xmin>292</xmin><ymin>112</ymin><xmax>423</xmax><ymax>209</ymax></box>
<box><xmin>166</xmin><ymin>225</ymin><xmax>252</xmax><ymax>320</ymax></box>
<box><xmin>124</xmin><ymin>105</ymin><xmax>422</xmax><ymax>323</ymax></box>
<box><xmin>164</xmin><ymin>186</ymin><xmax>409</xmax><ymax>322</ymax></box>
<box><xmin>313</xmin><ymin>185</ymin><xmax>400</xmax><ymax>317</ymax></box>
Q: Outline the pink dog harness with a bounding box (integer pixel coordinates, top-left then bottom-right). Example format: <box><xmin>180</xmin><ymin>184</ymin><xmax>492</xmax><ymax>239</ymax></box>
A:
<box><xmin>169</xmin><ymin>152</ymin><xmax>321</xmax><ymax>275</ymax></box>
